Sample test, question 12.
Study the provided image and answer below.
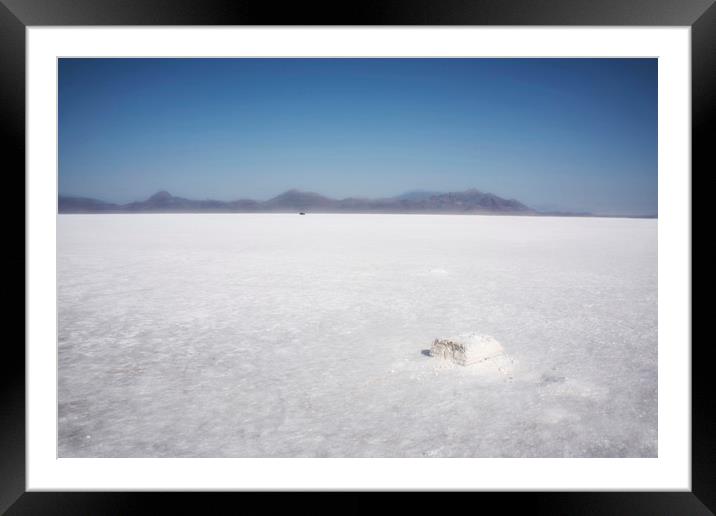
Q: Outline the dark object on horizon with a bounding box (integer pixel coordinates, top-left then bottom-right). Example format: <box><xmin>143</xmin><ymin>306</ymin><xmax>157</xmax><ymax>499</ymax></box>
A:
<box><xmin>58</xmin><ymin>188</ymin><xmax>537</xmax><ymax>215</ymax></box>
<box><xmin>299</xmin><ymin>212</ymin><xmax>306</xmax><ymax>215</ymax></box>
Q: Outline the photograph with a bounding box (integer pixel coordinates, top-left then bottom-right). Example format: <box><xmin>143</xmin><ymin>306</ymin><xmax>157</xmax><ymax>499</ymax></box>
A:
<box><xmin>57</xmin><ymin>57</ymin><xmax>657</xmax><ymax>459</ymax></box>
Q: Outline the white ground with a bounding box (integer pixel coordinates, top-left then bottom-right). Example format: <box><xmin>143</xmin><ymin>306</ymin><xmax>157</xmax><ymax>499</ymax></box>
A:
<box><xmin>58</xmin><ymin>214</ymin><xmax>657</xmax><ymax>457</ymax></box>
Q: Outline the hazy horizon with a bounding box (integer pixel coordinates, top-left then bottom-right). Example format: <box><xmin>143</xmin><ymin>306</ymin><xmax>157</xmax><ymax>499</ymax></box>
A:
<box><xmin>57</xmin><ymin>187</ymin><xmax>657</xmax><ymax>216</ymax></box>
<box><xmin>59</xmin><ymin>58</ymin><xmax>657</xmax><ymax>216</ymax></box>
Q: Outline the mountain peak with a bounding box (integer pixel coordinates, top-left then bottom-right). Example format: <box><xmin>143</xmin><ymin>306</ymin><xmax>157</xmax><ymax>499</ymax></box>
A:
<box><xmin>149</xmin><ymin>191</ymin><xmax>173</xmax><ymax>202</ymax></box>
<box><xmin>269</xmin><ymin>189</ymin><xmax>331</xmax><ymax>202</ymax></box>
<box><xmin>276</xmin><ymin>188</ymin><xmax>319</xmax><ymax>197</ymax></box>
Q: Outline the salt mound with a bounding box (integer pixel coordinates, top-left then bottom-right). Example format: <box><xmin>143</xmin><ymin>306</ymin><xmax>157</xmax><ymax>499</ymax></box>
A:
<box><xmin>431</xmin><ymin>333</ymin><xmax>508</xmax><ymax>367</ymax></box>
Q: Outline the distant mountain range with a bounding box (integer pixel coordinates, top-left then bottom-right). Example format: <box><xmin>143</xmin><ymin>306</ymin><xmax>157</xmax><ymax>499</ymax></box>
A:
<box><xmin>58</xmin><ymin>189</ymin><xmax>545</xmax><ymax>215</ymax></box>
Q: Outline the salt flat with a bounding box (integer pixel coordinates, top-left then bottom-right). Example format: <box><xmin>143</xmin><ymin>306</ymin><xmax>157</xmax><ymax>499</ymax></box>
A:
<box><xmin>57</xmin><ymin>214</ymin><xmax>657</xmax><ymax>457</ymax></box>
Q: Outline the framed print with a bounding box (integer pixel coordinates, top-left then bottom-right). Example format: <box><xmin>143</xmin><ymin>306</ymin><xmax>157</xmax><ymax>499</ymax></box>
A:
<box><xmin>3</xmin><ymin>0</ymin><xmax>708</xmax><ymax>513</ymax></box>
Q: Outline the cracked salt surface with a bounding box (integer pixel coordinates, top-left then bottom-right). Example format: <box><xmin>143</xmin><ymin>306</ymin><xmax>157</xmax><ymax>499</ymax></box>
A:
<box><xmin>58</xmin><ymin>214</ymin><xmax>657</xmax><ymax>457</ymax></box>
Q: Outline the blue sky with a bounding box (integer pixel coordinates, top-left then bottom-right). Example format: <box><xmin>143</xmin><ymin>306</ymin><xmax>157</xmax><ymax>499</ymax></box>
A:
<box><xmin>59</xmin><ymin>58</ymin><xmax>657</xmax><ymax>215</ymax></box>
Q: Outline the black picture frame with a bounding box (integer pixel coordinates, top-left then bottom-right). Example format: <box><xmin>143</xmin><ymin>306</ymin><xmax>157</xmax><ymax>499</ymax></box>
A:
<box><xmin>3</xmin><ymin>1</ymin><xmax>708</xmax><ymax>513</ymax></box>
